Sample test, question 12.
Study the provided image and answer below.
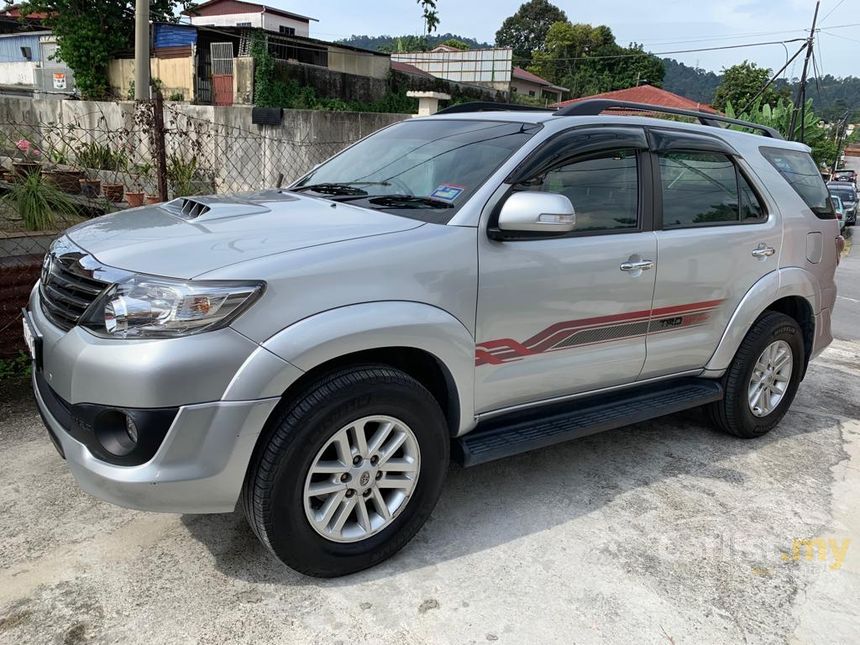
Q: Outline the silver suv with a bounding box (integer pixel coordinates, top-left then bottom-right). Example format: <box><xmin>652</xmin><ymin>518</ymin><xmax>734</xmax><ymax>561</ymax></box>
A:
<box><xmin>25</xmin><ymin>100</ymin><xmax>841</xmax><ymax>577</ymax></box>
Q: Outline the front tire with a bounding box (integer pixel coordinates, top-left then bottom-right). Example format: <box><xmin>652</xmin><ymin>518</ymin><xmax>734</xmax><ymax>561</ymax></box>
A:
<box><xmin>708</xmin><ymin>311</ymin><xmax>804</xmax><ymax>438</ymax></box>
<box><xmin>243</xmin><ymin>366</ymin><xmax>449</xmax><ymax>577</ymax></box>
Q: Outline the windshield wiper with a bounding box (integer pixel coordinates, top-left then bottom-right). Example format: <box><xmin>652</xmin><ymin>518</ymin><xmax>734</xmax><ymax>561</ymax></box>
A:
<box><xmin>291</xmin><ymin>181</ymin><xmax>391</xmax><ymax>197</ymax></box>
<box><xmin>367</xmin><ymin>194</ymin><xmax>455</xmax><ymax>209</ymax></box>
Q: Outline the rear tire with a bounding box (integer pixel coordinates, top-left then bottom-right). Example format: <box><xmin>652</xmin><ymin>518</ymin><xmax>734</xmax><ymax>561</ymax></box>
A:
<box><xmin>708</xmin><ymin>311</ymin><xmax>804</xmax><ymax>438</ymax></box>
<box><xmin>243</xmin><ymin>365</ymin><xmax>449</xmax><ymax>577</ymax></box>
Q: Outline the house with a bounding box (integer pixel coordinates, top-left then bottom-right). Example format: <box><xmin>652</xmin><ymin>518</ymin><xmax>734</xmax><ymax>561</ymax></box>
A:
<box><xmin>108</xmin><ymin>23</ymin><xmax>389</xmax><ymax>106</ymax></box>
<box><xmin>0</xmin><ymin>31</ymin><xmax>75</xmax><ymax>97</ymax></box>
<box><xmin>184</xmin><ymin>0</ymin><xmax>317</xmax><ymax>37</ymax></box>
<box><xmin>553</xmin><ymin>84</ymin><xmax>718</xmax><ymax>113</ymax></box>
<box><xmin>510</xmin><ymin>66</ymin><xmax>567</xmax><ymax>103</ymax></box>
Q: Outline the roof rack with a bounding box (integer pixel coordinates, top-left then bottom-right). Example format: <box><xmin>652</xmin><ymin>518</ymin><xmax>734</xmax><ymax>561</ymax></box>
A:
<box><xmin>434</xmin><ymin>101</ymin><xmax>552</xmax><ymax>115</ymax></box>
<box><xmin>553</xmin><ymin>99</ymin><xmax>783</xmax><ymax>139</ymax></box>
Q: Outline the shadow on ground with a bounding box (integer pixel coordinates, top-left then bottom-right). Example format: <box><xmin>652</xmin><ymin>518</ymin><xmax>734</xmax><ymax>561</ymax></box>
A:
<box><xmin>181</xmin><ymin>400</ymin><xmax>839</xmax><ymax>587</ymax></box>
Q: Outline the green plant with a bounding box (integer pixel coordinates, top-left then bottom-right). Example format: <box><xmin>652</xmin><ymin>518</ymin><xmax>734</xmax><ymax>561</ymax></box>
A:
<box><xmin>75</xmin><ymin>142</ymin><xmax>128</xmax><ymax>172</ymax></box>
<box><xmin>0</xmin><ymin>171</ymin><xmax>77</xmax><ymax>230</ymax></box>
<box><xmin>0</xmin><ymin>352</ymin><xmax>32</xmax><ymax>380</ymax></box>
<box><xmin>167</xmin><ymin>153</ymin><xmax>201</xmax><ymax>197</ymax></box>
<box><xmin>168</xmin><ymin>91</ymin><xmax>184</xmax><ymax>102</ymax></box>
<box><xmin>725</xmin><ymin>97</ymin><xmax>837</xmax><ymax>166</ymax></box>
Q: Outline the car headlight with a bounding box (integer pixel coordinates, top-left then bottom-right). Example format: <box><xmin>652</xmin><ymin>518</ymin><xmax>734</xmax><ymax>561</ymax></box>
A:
<box><xmin>83</xmin><ymin>274</ymin><xmax>265</xmax><ymax>338</ymax></box>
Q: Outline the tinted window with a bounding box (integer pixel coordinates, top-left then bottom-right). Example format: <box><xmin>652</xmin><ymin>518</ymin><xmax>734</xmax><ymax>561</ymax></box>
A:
<box><xmin>761</xmin><ymin>147</ymin><xmax>834</xmax><ymax>219</ymax></box>
<box><xmin>659</xmin><ymin>151</ymin><xmax>740</xmax><ymax>227</ymax></box>
<box><xmin>526</xmin><ymin>149</ymin><xmax>638</xmax><ymax>232</ymax></box>
<box><xmin>740</xmin><ymin>173</ymin><xmax>766</xmax><ymax>221</ymax></box>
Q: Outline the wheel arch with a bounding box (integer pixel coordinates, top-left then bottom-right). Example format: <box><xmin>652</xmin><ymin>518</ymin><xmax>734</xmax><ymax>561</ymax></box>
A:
<box><xmin>706</xmin><ymin>268</ymin><xmax>819</xmax><ymax>373</ymax></box>
<box><xmin>229</xmin><ymin>302</ymin><xmax>476</xmax><ymax>438</ymax></box>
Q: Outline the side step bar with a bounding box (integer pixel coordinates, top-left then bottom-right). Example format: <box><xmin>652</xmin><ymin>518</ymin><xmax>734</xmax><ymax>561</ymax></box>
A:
<box><xmin>455</xmin><ymin>378</ymin><xmax>723</xmax><ymax>467</ymax></box>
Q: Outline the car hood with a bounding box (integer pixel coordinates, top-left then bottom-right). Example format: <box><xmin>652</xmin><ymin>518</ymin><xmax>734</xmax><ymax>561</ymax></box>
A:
<box><xmin>65</xmin><ymin>191</ymin><xmax>424</xmax><ymax>278</ymax></box>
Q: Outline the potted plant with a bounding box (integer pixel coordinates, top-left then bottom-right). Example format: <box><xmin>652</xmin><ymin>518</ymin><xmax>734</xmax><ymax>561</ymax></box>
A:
<box><xmin>145</xmin><ymin>192</ymin><xmax>162</xmax><ymax>205</ymax></box>
<box><xmin>79</xmin><ymin>173</ymin><xmax>101</xmax><ymax>199</ymax></box>
<box><xmin>75</xmin><ymin>141</ymin><xmax>106</xmax><ymax>199</ymax></box>
<box><xmin>43</xmin><ymin>146</ymin><xmax>83</xmax><ymax>194</ymax></box>
<box><xmin>12</xmin><ymin>139</ymin><xmax>42</xmax><ymax>179</ymax></box>
<box><xmin>125</xmin><ymin>162</ymin><xmax>151</xmax><ymax>208</ymax></box>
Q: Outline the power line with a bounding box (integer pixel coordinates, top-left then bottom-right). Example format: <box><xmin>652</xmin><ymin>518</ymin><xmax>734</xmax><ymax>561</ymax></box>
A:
<box><xmin>821</xmin><ymin>30</ymin><xmax>860</xmax><ymax>45</ymax></box>
<box><xmin>819</xmin><ymin>0</ymin><xmax>847</xmax><ymax>25</ymax></box>
<box><xmin>187</xmin><ymin>21</ymin><xmax>807</xmax><ymax>64</ymax></box>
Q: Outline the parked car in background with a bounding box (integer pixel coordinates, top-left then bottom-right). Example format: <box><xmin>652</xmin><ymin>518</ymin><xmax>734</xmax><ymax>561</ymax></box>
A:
<box><xmin>833</xmin><ymin>169</ymin><xmax>857</xmax><ymax>185</ymax></box>
<box><xmin>830</xmin><ymin>195</ymin><xmax>847</xmax><ymax>231</ymax></box>
<box><xmin>25</xmin><ymin>100</ymin><xmax>840</xmax><ymax>577</ymax></box>
<box><xmin>828</xmin><ymin>182</ymin><xmax>857</xmax><ymax>226</ymax></box>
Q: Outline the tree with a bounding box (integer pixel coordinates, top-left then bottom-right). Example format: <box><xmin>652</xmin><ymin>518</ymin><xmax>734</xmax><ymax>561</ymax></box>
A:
<box><xmin>712</xmin><ymin>61</ymin><xmax>786</xmax><ymax>112</ymax></box>
<box><xmin>440</xmin><ymin>38</ymin><xmax>470</xmax><ymax>50</ymax></box>
<box><xmin>530</xmin><ymin>22</ymin><xmax>664</xmax><ymax>97</ymax></box>
<box><xmin>417</xmin><ymin>0</ymin><xmax>439</xmax><ymax>34</ymax></box>
<box><xmin>725</xmin><ymin>97</ymin><xmax>836</xmax><ymax>165</ymax></box>
<box><xmin>495</xmin><ymin>0</ymin><xmax>567</xmax><ymax>63</ymax></box>
<box><xmin>20</xmin><ymin>0</ymin><xmax>191</xmax><ymax>99</ymax></box>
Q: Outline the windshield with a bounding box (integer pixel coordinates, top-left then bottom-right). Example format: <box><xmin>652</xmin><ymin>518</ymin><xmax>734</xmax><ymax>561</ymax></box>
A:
<box><xmin>292</xmin><ymin>119</ymin><xmax>540</xmax><ymax>223</ymax></box>
<box><xmin>829</xmin><ymin>185</ymin><xmax>856</xmax><ymax>201</ymax></box>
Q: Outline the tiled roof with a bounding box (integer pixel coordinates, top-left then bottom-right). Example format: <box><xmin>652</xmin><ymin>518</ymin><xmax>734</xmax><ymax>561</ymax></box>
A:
<box><xmin>553</xmin><ymin>84</ymin><xmax>718</xmax><ymax>113</ymax></box>
<box><xmin>512</xmin><ymin>66</ymin><xmax>568</xmax><ymax>92</ymax></box>
<box><xmin>390</xmin><ymin>61</ymin><xmax>433</xmax><ymax>77</ymax></box>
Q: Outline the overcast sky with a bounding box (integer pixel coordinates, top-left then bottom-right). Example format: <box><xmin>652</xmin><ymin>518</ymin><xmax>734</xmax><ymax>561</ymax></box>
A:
<box><xmin>273</xmin><ymin>0</ymin><xmax>858</xmax><ymax>78</ymax></box>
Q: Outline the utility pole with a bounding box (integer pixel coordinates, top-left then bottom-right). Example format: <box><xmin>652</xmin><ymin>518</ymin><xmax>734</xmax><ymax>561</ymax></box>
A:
<box><xmin>831</xmin><ymin>112</ymin><xmax>849</xmax><ymax>177</ymax></box>
<box><xmin>134</xmin><ymin>0</ymin><xmax>150</xmax><ymax>100</ymax></box>
<box><xmin>788</xmin><ymin>0</ymin><xmax>820</xmax><ymax>142</ymax></box>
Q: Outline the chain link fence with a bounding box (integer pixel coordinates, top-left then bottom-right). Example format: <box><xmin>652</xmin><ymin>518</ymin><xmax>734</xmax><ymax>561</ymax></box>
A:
<box><xmin>0</xmin><ymin>96</ymin><xmax>406</xmax><ymax>357</ymax></box>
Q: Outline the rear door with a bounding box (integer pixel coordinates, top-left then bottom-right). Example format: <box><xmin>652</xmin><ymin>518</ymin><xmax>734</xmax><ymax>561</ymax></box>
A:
<box><xmin>640</xmin><ymin>129</ymin><xmax>781</xmax><ymax>378</ymax></box>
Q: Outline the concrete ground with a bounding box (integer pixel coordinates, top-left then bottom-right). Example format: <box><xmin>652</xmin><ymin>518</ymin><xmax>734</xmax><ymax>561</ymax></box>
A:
<box><xmin>1</xmin><ymin>251</ymin><xmax>859</xmax><ymax>644</ymax></box>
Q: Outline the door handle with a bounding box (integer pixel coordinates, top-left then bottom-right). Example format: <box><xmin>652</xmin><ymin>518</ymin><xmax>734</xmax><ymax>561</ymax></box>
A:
<box><xmin>751</xmin><ymin>244</ymin><xmax>775</xmax><ymax>258</ymax></box>
<box><xmin>620</xmin><ymin>259</ymin><xmax>655</xmax><ymax>272</ymax></box>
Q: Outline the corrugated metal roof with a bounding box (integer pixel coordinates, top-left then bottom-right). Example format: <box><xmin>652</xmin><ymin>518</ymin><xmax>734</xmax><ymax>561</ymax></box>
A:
<box><xmin>153</xmin><ymin>23</ymin><xmax>197</xmax><ymax>48</ymax></box>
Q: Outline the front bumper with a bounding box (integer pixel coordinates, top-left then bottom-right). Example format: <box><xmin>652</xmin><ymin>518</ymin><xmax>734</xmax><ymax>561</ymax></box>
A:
<box><xmin>26</xmin><ymin>285</ymin><xmax>296</xmax><ymax>513</ymax></box>
<box><xmin>34</xmin><ymin>369</ymin><xmax>279</xmax><ymax>513</ymax></box>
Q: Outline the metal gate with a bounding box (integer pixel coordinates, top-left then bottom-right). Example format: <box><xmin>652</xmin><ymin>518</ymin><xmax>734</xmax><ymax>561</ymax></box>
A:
<box><xmin>210</xmin><ymin>42</ymin><xmax>234</xmax><ymax>106</ymax></box>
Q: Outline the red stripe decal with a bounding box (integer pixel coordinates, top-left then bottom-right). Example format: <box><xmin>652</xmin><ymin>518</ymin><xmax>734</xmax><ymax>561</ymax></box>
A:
<box><xmin>476</xmin><ymin>299</ymin><xmax>723</xmax><ymax>366</ymax></box>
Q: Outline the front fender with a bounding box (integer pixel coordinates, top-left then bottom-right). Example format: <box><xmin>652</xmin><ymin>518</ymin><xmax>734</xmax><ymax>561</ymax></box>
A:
<box><xmin>705</xmin><ymin>267</ymin><xmax>819</xmax><ymax>372</ymax></box>
<box><xmin>225</xmin><ymin>302</ymin><xmax>476</xmax><ymax>435</ymax></box>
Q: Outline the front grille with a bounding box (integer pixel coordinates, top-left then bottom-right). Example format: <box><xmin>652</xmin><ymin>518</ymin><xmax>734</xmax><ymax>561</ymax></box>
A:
<box><xmin>39</xmin><ymin>252</ymin><xmax>109</xmax><ymax>331</ymax></box>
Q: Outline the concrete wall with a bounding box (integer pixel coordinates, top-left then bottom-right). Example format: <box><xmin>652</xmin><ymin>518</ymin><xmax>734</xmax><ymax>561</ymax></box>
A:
<box><xmin>0</xmin><ymin>61</ymin><xmax>36</xmax><ymax>87</ymax></box>
<box><xmin>233</xmin><ymin>56</ymin><xmax>254</xmax><ymax>104</ymax></box>
<box><xmin>190</xmin><ymin>12</ymin><xmax>262</xmax><ymax>28</ymax></box>
<box><xmin>510</xmin><ymin>79</ymin><xmax>561</xmax><ymax>103</ymax></box>
<box><xmin>273</xmin><ymin>60</ymin><xmax>389</xmax><ymax>104</ymax></box>
<box><xmin>190</xmin><ymin>13</ymin><xmax>310</xmax><ymax>37</ymax></box>
<box><xmin>108</xmin><ymin>57</ymin><xmax>196</xmax><ymax>101</ymax></box>
<box><xmin>261</xmin><ymin>13</ymin><xmax>310</xmax><ymax>37</ymax></box>
<box><xmin>0</xmin><ymin>96</ymin><xmax>409</xmax><ymax>194</ymax></box>
<box><xmin>327</xmin><ymin>47</ymin><xmax>389</xmax><ymax>80</ymax></box>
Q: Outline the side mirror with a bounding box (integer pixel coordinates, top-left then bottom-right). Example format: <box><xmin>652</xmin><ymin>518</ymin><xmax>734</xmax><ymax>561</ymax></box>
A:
<box><xmin>496</xmin><ymin>191</ymin><xmax>576</xmax><ymax>235</ymax></box>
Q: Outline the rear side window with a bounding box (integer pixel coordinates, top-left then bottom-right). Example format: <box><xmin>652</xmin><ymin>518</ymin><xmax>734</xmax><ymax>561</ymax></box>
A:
<box><xmin>760</xmin><ymin>147</ymin><xmax>834</xmax><ymax>219</ymax></box>
<box><xmin>658</xmin><ymin>151</ymin><xmax>766</xmax><ymax>227</ymax></box>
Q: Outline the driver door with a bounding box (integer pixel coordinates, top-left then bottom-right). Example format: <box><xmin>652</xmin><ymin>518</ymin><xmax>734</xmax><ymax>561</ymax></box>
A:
<box><xmin>475</xmin><ymin>127</ymin><xmax>657</xmax><ymax>413</ymax></box>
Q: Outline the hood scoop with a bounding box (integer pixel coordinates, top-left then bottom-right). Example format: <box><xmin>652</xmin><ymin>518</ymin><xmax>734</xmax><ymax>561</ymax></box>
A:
<box><xmin>162</xmin><ymin>198</ymin><xmax>212</xmax><ymax>220</ymax></box>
